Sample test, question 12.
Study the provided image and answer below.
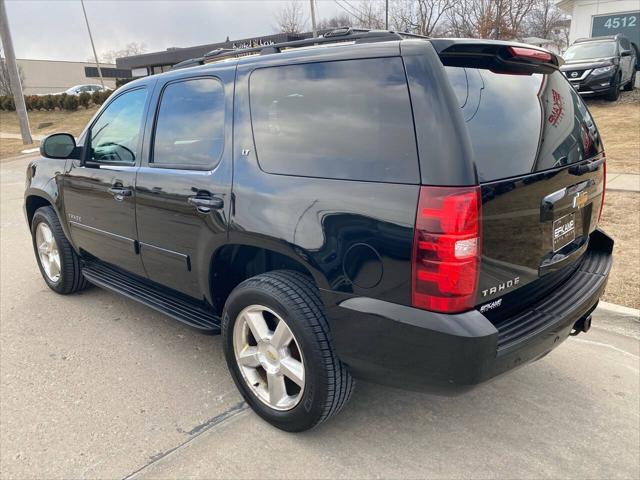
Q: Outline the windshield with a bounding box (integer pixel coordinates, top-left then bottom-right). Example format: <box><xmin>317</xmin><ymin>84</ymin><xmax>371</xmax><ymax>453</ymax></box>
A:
<box><xmin>564</xmin><ymin>42</ymin><xmax>616</xmax><ymax>61</ymax></box>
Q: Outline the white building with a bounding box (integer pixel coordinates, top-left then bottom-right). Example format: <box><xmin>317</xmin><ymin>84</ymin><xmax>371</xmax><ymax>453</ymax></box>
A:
<box><xmin>15</xmin><ymin>59</ymin><xmax>128</xmax><ymax>95</ymax></box>
<box><xmin>557</xmin><ymin>0</ymin><xmax>639</xmax><ymax>47</ymax></box>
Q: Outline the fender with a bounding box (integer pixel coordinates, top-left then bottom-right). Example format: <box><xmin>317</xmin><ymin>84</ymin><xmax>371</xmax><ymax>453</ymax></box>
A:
<box><xmin>24</xmin><ymin>158</ymin><xmax>76</xmax><ymax>250</ymax></box>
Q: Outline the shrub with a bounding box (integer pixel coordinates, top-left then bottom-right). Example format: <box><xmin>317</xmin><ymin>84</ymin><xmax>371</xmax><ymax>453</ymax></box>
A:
<box><xmin>56</xmin><ymin>93</ymin><xmax>68</xmax><ymax>109</ymax></box>
<box><xmin>42</xmin><ymin>95</ymin><xmax>56</xmax><ymax>111</ymax></box>
<box><xmin>2</xmin><ymin>96</ymin><xmax>15</xmax><ymax>111</ymax></box>
<box><xmin>63</xmin><ymin>95</ymin><xmax>79</xmax><ymax>111</ymax></box>
<box><xmin>29</xmin><ymin>95</ymin><xmax>42</xmax><ymax>111</ymax></box>
<box><xmin>91</xmin><ymin>90</ymin><xmax>103</xmax><ymax>105</ymax></box>
<box><xmin>115</xmin><ymin>78</ymin><xmax>134</xmax><ymax>88</ymax></box>
<box><xmin>78</xmin><ymin>91</ymin><xmax>91</xmax><ymax>109</ymax></box>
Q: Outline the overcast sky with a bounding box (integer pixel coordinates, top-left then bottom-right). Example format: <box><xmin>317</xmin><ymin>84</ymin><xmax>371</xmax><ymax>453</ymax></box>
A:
<box><xmin>4</xmin><ymin>0</ymin><xmax>344</xmax><ymax>62</ymax></box>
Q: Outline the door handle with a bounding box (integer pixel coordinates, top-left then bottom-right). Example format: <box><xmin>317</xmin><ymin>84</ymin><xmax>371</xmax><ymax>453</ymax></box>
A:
<box><xmin>188</xmin><ymin>195</ymin><xmax>224</xmax><ymax>212</ymax></box>
<box><xmin>108</xmin><ymin>186</ymin><xmax>131</xmax><ymax>197</ymax></box>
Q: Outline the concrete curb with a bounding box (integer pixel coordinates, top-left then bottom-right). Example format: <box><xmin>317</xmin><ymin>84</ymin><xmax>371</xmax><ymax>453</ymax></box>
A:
<box><xmin>598</xmin><ymin>301</ymin><xmax>640</xmax><ymax>320</ymax></box>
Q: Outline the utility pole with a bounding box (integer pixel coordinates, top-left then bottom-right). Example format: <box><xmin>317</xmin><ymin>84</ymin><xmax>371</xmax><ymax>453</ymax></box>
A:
<box><xmin>385</xmin><ymin>0</ymin><xmax>389</xmax><ymax>30</ymax></box>
<box><xmin>0</xmin><ymin>0</ymin><xmax>32</xmax><ymax>144</ymax></box>
<box><xmin>309</xmin><ymin>0</ymin><xmax>317</xmax><ymax>37</ymax></box>
<box><xmin>80</xmin><ymin>0</ymin><xmax>104</xmax><ymax>88</ymax></box>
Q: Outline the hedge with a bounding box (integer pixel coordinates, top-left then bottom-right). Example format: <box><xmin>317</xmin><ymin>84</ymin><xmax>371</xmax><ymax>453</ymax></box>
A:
<box><xmin>0</xmin><ymin>89</ymin><xmax>113</xmax><ymax>111</ymax></box>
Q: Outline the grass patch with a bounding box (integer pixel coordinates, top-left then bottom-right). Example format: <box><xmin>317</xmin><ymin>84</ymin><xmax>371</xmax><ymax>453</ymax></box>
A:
<box><xmin>586</xmin><ymin>89</ymin><xmax>640</xmax><ymax>174</ymax></box>
<box><xmin>598</xmin><ymin>191</ymin><xmax>640</xmax><ymax>309</ymax></box>
<box><xmin>0</xmin><ymin>107</ymin><xmax>99</xmax><ymax>159</ymax></box>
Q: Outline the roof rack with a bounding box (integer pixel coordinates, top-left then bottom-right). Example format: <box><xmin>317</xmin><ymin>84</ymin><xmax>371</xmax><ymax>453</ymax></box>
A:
<box><xmin>172</xmin><ymin>28</ymin><xmax>425</xmax><ymax>70</ymax></box>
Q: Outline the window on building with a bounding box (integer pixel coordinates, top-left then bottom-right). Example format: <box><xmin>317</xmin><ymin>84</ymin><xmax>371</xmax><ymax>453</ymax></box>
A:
<box><xmin>152</xmin><ymin>78</ymin><xmax>225</xmax><ymax>169</ymax></box>
<box><xmin>249</xmin><ymin>57</ymin><xmax>419</xmax><ymax>183</ymax></box>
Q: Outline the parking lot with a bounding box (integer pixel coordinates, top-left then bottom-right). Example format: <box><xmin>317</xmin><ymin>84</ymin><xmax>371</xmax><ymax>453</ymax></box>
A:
<box><xmin>1</xmin><ymin>153</ymin><xmax>638</xmax><ymax>479</ymax></box>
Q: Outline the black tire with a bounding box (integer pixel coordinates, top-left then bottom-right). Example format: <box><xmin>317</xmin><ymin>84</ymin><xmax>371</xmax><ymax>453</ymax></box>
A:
<box><xmin>605</xmin><ymin>73</ymin><xmax>621</xmax><ymax>101</ymax></box>
<box><xmin>624</xmin><ymin>67</ymin><xmax>636</xmax><ymax>91</ymax></box>
<box><xmin>31</xmin><ymin>206</ymin><xmax>88</xmax><ymax>294</ymax></box>
<box><xmin>222</xmin><ymin>270</ymin><xmax>354</xmax><ymax>432</ymax></box>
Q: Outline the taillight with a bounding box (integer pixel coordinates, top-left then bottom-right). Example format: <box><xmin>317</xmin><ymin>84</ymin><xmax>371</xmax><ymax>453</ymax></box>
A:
<box><xmin>411</xmin><ymin>186</ymin><xmax>482</xmax><ymax>314</ymax></box>
<box><xmin>508</xmin><ymin>46</ymin><xmax>553</xmax><ymax>63</ymax></box>
<box><xmin>599</xmin><ymin>157</ymin><xmax>606</xmax><ymax>221</ymax></box>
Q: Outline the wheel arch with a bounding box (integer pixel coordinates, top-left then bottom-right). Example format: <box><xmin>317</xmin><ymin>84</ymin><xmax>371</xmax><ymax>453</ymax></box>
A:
<box><xmin>25</xmin><ymin>191</ymin><xmax>57</xmax><ymax>227</ymax></box>
<box><xmin>209</xmin><ymin>242</ymin><xmax>327</xmax><ymax>315</ymax></box>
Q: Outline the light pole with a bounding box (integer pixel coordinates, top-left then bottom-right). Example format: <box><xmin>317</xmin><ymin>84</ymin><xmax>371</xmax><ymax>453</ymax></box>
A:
<box><xmin>0</xmin><ymin>0</ymin><xmax>32</xmax><ymax>144</ymax></box>
<box><xmin>310</xmin><ymin>0</ymin><xmax>317</xmax><ymax>37</ymax></box>
<box><xmin>80</xmin><ymin>0</ymin><xmax>104</xmax><ymax>88</ymax></box>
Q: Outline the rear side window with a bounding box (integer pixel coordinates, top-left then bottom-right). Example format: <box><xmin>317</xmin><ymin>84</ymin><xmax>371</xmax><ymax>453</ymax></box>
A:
<box><xmin>249</xmin><ymin>57</ymin><xmax>419</xmax><ymax>183</ymax></box>
<box><xmin>445</xmin><ymin>67</ymin><xmax>602</xmax><ymax>182</ymax></box>
<box><xmin>152</xmin><ymin>77</ymin><xmax>225</xmax><ymax>169</ymax></box>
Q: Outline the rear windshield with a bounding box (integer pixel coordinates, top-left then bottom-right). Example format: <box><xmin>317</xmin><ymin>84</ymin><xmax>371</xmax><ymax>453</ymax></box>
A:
<box><xmin>445</xmin><ymin>67</ymin><xmax>602</xmax><ymax>182</ymax></box>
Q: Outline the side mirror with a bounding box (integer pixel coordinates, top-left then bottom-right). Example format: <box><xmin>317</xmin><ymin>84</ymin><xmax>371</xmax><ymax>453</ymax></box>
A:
<box><xmin>621</xmin><ymin>50</ymin><xmax>632</xmax><ymax>57</ymax></box>
<box><xmin>40</xmin><ymin>133</ymin><xmax>79</xmax><ymax>159</ymax></box>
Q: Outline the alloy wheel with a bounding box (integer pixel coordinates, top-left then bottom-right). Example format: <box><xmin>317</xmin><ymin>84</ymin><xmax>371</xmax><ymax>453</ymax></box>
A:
<box><xmin>232</xmin><ymin>304</ymin><xmax>305</xmax><ymax>411</ymax></box>
<box><xmin>35</xmin><ymin>222</ymin><xmax>61</xmax><ymax>282</ymax></box>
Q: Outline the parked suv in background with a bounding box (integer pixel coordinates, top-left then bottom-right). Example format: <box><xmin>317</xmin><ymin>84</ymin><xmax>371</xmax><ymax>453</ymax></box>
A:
<box><xmin>25</xmin><ymin>30</ymin><xmax>612</xmax><ymax>432</ymax></box>
<box><xmin>561</xmin><ymin>35</ymin><xmax>638</xmax><ymax>100</ymax></box>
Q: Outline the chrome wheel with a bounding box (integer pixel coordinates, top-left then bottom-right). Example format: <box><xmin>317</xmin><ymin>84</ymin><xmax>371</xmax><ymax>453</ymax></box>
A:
<box><xmin>232</xmin><ymin>305</ymin><xmax>305</xmax><ymax>411</ymax></box>
<box><xmin>35</xmin><ymin>222</ymin><xmax>61</xmax><ymax>282</ymax></box>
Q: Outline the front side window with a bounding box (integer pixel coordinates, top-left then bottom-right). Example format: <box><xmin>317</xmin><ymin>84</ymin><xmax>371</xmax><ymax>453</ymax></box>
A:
<box><xmin>249</xmin><ymin>57</ymin><xmax>419</xmax><ymax>183</ymax></box>
<box><xmin>90</xmin><ymin>88</ymin><xmax>147</xmax><ymax>164</ymax></box>
<box><xmin>152</xmin><ymin>78</ymin><xmax>225</xmax><ymax>168</ymax></box>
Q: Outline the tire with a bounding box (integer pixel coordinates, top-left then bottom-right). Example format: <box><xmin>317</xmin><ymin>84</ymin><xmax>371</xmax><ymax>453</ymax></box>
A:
<box><xmin>31</xmin><ymin>206</ymin><xmax>88</xmax><ymax>294</ymax></box>
<box><xmin>222</xmin><ymin>270</ymin><xmax>354</xmax><ymax>432</ymax></box>
<box><xmin>624</xmin><ymin>67</ymin><xmax>636</xmax><ymax>91</ymax></box>
<box><xmin>605</xmin><ymin>73</ymin><xmax>621</xmax><ymax>101</ymax></box>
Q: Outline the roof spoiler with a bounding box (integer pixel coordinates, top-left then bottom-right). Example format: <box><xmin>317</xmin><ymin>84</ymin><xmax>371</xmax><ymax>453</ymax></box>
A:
<box><xmin>429</xmin><ymin>39</ymin><xmax>563</xmax><ymax>75</ymax></box>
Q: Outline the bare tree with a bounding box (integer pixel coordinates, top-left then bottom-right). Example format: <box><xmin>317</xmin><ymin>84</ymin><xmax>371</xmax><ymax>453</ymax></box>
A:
<box><xmin>446</xmin><ymin>0</ymin><xmax>534</xmax><ymax>39</ymax></box>
<box><xmin>276</xmin><ymin>1</ymin><xmax>307</xmax><ymax>34</ymax></box>
<box><xmin>0</xmin><ymin>48</ymin><xmax>25</xmax><ymax>96</ymax></box>
<box><xmin>392</xmin><ymin>0</ymin><xmax>453</xmax><ymax>36</ymax></box>
<box><xmin>317</xmin><ymin>13</ymin><xmax>353</xmax><ymax>30</ymax></box>
<box><xmin>89</xmin><ymin>42</ymin><xmax>147</xmax><ymax>64</ymax></box>
<box><xmin>524</xmin><ymin>0</ymin><xmax>569</xmax><ymax>50</ymax></box>
<box><xmin>334</xmin><ymin>0</ymin><xmax>385</xmax><ymax>29</ymax></box>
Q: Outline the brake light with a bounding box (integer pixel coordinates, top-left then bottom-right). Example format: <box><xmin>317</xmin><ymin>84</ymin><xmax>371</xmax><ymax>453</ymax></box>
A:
<box><xmin>412</xmin><ymin>186</ymin><xmax>482</xmax><ymax>314</ymax></box>
<box><xmin>599</xmin><ymin>158</ymin><xmax>606</xmax><ymax>221</ymax></box>
<box><xmin>508</xmin><ymin>46</ymin><xmax>552</xmax><ymax>63</ymax></box>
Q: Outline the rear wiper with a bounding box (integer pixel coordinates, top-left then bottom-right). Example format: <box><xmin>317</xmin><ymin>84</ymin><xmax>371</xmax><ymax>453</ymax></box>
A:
<box><xmin>569</xmin><ymin>158</ymin><xmax>604</xmax><ymax>176</ymax></box>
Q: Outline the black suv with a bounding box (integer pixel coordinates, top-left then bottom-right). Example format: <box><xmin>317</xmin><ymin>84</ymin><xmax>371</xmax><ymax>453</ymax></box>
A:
<box><xmin>25</xmin><ymin>30</ymin><xmax>612</xmax><ymax>432</ymax></box>
<box><xmin>561</xmin><ymin>34</ymin><xmax>638</xmax><ymax>100</ymax></box>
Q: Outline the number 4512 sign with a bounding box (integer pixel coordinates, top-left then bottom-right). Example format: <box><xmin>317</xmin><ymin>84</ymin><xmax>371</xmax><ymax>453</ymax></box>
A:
<box><xmin>592</xmin><ymin>11</ymin><xmax>639</xmax><ymax>47</ymax></box>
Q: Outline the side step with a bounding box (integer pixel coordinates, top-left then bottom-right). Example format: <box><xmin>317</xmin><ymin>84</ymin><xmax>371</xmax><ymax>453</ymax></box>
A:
<box><xmin>82</xmin><ymin>260</ymin><xmax>221</xmax><ymax>333</ymax></box>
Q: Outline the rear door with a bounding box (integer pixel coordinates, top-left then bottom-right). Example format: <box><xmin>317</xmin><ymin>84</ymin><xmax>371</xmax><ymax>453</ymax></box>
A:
<box><xmin>134</xmin><ymin>67</ymin><xmax>234</xmax><ymax>301</ymax></box>
<box><xmin>444</xmin><ymin>66</ymin><xmax>605</xmax><ymax>308</ymax></box>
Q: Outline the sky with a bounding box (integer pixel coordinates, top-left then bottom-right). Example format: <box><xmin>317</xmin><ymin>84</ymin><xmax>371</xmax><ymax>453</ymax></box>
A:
<box><xmin>4</xmin><ymin>0</ymin><xmax>344</xmax><ymax>62</ymax></box>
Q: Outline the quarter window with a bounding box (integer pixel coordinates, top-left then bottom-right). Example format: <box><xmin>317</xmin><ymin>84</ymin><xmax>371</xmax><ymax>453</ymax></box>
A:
<box><xmin>152</xmin><ymin>78</ymin><xmax>225</xmax><ymax>168</ymax></box>
<box><xmin>90</xmin><ymin>88</ymin><xmax>147</xmax><ymax>164</ymax></box>
<box><xmin>249</xmin><ymin>57</ymin><xmax>419</xmax><ymax>183</ymax></box>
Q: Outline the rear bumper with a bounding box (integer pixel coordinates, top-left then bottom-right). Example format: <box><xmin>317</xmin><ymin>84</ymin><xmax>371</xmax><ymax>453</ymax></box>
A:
<box><xmin>323</xmin><ymin>229</ymin><xmax>613</xmax><ymax>393</ymax></box>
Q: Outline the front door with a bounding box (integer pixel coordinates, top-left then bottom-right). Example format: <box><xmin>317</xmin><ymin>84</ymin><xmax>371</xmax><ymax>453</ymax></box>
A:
<box><xmin>63</xmin><ymin>86</ymin><xmax>152</xmax><ymax>276</ymax></box>
<box><xmin>135</xmin><ymin>69</ymin><xmax>234</xmax><ymax>301</ymax></box>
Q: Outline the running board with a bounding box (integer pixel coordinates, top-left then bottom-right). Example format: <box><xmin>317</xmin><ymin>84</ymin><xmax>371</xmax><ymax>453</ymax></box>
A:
<box><xmin>81</xmin><ymin>261</ymin><xmax>221</xmax><ymax>333</ymax></box>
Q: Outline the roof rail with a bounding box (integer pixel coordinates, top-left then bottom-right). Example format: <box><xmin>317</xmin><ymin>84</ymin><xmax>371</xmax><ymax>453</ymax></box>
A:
<box><xmin>171</xmin><ymin>28</ymin><xmax>426</xmax><ymax>70</ymax></box>
<box><xmin>201</xmin><ymin>28</ymin><xmax>416</xmax><ymax>63</ymax></box>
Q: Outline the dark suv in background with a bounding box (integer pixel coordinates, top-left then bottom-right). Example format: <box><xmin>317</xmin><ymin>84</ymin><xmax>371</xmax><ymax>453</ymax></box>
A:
<box><xmin>561</xmin><ymin>34</ymin><xmax>638</xmax><ymax>100</ymax></box>
<box><xmin>25</xmin><ymin>30</ymin><xmax>612</xmax><ymax>432</ymax></box>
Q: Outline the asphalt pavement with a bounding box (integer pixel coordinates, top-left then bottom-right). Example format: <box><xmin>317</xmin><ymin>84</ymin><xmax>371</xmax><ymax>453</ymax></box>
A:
<box><xmin>1</xmin><ymin>154</ymin><xmax>639</xmax><ymax>479</ymax></box>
